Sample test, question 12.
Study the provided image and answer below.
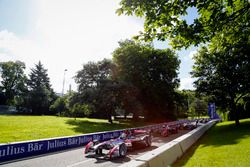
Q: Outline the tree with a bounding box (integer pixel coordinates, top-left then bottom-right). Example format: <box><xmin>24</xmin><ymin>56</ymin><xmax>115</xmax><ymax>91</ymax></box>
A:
<box><xmin>0</xmin><ymin>92</ymin><xmax>7</xmax><ymax>105</ymax></box>
<box><xmin>70</xmin><ymin>103</ymin><xmax>93</xmax><ymax>120</ymax></box>
<box><xmin>190</xmin><ymin>98</ymin><xmax>207</xmax><ymax>118</ymax></box>
<box><xmin>116</xmin><ymin>81</ymin><xmax>142</xmax><ymax>120</ymax></box>
<box><xmin>174</xmin><ymin>90</ymin><xmax>193</xmax><ymax>118</ymax></box>
<box><xmin>117</xmin><ymin>0</ymin><xmax>249</xmax><ymax>49</ymax></box>
<box><xmin>0</xmin><ymin>61</ymin><xmax>27</xmax><ymax>105</ymax></box>
<box><xmin>113</xmin><ymin>40</ymin><xmax>180</xmax><ymax>120</ymax></box>
<box><xmin>94</xmin><ymin>80</ymin><xmax>119</xmax><ymax>123</ymax></box>
<box><xmin>75</xmin><ymin>59</ymin><xmax>116</xmax><ymax>92</ymax></box>
<box><xmin>75</xmin><ymin>59</ymin><xmax>118</xmax><ymax>123</ymax></box>
<box><xmin>191</xmin><ymin>39</ymin><xmax>250</xmax><ymax>125</ymax></box>
<box><xmin>50</xmin><ymin>96</ymin><xmax>68</xmax><ymax>116</ymax></box>
<box><xmin>67</xmin><ymin>91</ymin><xmax>95</xmax><ymax>118</ymax></box>
<box><xmin>27</xmin><ymin>61</ymin><xmax>55</xmax><ymax>115</ymax></box>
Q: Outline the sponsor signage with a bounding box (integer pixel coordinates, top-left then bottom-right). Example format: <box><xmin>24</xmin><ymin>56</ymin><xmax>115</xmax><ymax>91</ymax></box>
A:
<box><xmin>208</xmin><ymin>103</ymin><xmax>215</xmax><ymax>119</ymax></box>
<box><xmin>0</xmin><ymin>120</ymin><xmax>186</xmax><ymax>163</ymax></box>
<box><xmin>208</xmin><ymin>103</ymin><xmax>221</xmax><ymax>120</ymax></box>
<box><xmin>0</xmin><ymin>131</ymin><xmax>122</xmax><ymax>163</ymax></box>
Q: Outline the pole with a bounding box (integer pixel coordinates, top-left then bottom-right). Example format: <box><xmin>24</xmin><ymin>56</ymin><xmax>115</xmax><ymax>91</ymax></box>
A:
<box><xmin>62</xmin><ymin>69</ymin><xmax>67</xmax><ymax>96</ymax></box>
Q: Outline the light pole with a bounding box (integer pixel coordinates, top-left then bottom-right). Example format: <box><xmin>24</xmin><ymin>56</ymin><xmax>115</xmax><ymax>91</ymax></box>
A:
<box><xmin>62</xmin><ymin>69</ymin><xmax>67</xmax><ymax>96</ymax></box>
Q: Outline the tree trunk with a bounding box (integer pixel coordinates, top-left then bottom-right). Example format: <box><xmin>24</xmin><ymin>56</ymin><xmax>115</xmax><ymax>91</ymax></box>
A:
<box><xmin>124</xmin><ymin>110</ymin><xmax>127</xmax><ymax>119</ymax></box>
<box><xmin>235</xmin><ymin>117</ymin><xmax>240</xmax><ymax>126</ymax></box>
<box><xmin>132</xmin><ymin>114</ymin><xmax>139</xmax><ymax>122</ymax></box>
<box><xmin>108</xmin><ymin>114</ymin><xmax>113</xmax><ymax>124</ymax></box>
<box><xmin>234</xmin><ymin>103</ymin><xmax>240</xmax><ymax>126</ymax></box>
<box><xmin>234</xmin><ymin>94</ymin><xmax>247</xmax><ymax>126</ymax></box>
<box><xmin>230</xmin><ymin>96</ymin><xmax>240</xmax><ymax>126</ymax></box>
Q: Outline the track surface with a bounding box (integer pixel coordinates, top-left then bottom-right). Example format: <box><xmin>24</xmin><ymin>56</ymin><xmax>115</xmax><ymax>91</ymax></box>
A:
<box><xmin>1</xmin><ymin>130</ymin><xmax>190</xmax><ymax>167</ymax></box>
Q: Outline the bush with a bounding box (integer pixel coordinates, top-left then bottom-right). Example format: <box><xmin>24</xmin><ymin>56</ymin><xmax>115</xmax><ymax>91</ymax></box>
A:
<box><xmin>50</xmin><ymin>97</ymin><xmax>68</xmax><ymax>116</ymax></box>
<box><xmin>70</xmin><ymin>103</ymin><xmax>94</xmax><ymax>118</ymax></box>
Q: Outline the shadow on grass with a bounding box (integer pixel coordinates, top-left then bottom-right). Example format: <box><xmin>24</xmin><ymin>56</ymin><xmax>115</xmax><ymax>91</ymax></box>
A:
<box><xmin>65</xmin><ymin>119</ymin><xmax>132</xmax><ymax>134</ymax></box>
<box><xmin>173</xmin><ymin>119</ymin><xmax>250</xmax><ymax>167</ymax></box>
<box><xmin>201</xmin><ymin>119</ymin><xmax>250</xmax><ymax>147</ymax></box>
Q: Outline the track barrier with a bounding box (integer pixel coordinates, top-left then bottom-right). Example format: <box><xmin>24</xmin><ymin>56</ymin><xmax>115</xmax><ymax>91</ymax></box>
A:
<box><xmin>0</xmin><ymin>119</ymin><xmax>190</xmax><ymax>163</ymax></box>
<box><xmin>119</xmin><ymin>120</ymin><xmax>217</xmax><ymax>167</ymax></box>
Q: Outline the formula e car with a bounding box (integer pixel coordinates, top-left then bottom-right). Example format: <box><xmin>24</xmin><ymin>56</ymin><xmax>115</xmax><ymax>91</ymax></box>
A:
<box><xmin>156</xmin><ymin>124</ymin><xmax>179</xmax><ymax>137</ymax></box>
<box><xmin>84</xmin><ymin>129</ymin><xmax>152</xmax><ymax>159</ymax></box>
<box><xmin>181</xmin><ymin>120</ymin><xmax>199</xmax><ymax>130</ymax></box>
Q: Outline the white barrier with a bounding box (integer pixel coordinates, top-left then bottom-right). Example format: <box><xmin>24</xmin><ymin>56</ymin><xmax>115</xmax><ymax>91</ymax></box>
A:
<box><xmin>119</xmin><ymin>120</ymin><xmax>216</xmax><ymax>167</ymax></box>
<box><xmin>138</xmin><ymin>141</ymin><xmax>183</xmax><ymax>167</ymax></box>
<box><xmin>174</xmin><ymin>133</ymin><xmax>195</xmax><ymax>153</ymax></box>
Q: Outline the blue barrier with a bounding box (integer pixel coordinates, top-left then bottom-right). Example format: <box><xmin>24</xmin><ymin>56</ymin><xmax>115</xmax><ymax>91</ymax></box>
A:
<box><xmin>0</xmin><ymin>120</ymin><xmax>189</xmax><ymax>163</ymax></box>
<box><xmin>0</xmin><ymin>130</ymin><xmax>123</xmax><ymax>163</ymax></box>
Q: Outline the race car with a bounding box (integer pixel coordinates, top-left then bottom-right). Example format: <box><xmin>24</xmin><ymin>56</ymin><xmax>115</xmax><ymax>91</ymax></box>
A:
<box><xmin>153</xmin><ymin>124</ymin><xmax>179</xmax><ymax>137</ymax></box>
<box><xmin>85</xmin><ymin>138</ymin><xmax>127</xmax><ymax>159</ymax></box>
<box><xmin>152</xmin><ymin>125</ymin><xmax>169</xmax><ymax>137</ymax></box>
<box><xmin>168</xmin><ymin>125</ymin><xmax>179</xmax><ymax>134</ymax></box>
<box><xmin>84</xmin><ymin>129</ymin><xmax>152</xmax><ymax>159</ymax></box>
<box><xmin>181</xmin><ymin>120</ymin><xmax>199</xmax><ymax>130</ymax></box>
<box><xmin>124</xmin><ymin>129</ymin><xmax>152</xmax><ymax>148</ymax></box>
<box><xmin>199</xmin><ymin>118</ymin><xmax>210</xmax><ymax>123</ymax></box>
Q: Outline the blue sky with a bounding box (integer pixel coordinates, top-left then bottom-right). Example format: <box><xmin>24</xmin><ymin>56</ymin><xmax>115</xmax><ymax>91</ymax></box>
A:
<box><xmin>0</xmin><ymin>0</ymin><xmax>198</xmax><ymax>93</ymax></box>
<box><xmin>0</xmin><ymin>0</ymin><xmax>37</xmax><ymax>36</ymax></box>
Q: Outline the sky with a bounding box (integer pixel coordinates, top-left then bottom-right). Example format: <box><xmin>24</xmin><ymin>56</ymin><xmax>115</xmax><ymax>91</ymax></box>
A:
<box><xmin>0</xmin><ymin>0</ymin><xmax>197</xmax><ymax>93</ymax></box>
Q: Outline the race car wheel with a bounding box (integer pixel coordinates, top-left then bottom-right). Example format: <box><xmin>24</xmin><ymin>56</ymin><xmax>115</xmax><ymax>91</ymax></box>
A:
<box><xmin>119</xmin><ymin>143</ymin><xmax>127</xmax><ymax>157</ymax></box>
<box><xmin>93</xmin><ymin>140</ymin><xmax>100</xmax><ymax>145</ymax></box>
<box><xmin>95</xmin><ymin>149</ymin><xmax>102</xmax><ymax>155</ymax></box>
<box><xmin>161</xmin><ymin>129</ymin><xmax>168</xmax><ymax>137</ymax></box>
<box><xmin>145</xmin><ymin>136</ymin><xmax>152</xmax><ymax>147</ymax></box>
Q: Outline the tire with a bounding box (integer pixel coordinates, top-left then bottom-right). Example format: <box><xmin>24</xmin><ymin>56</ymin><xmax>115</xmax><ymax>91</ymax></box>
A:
<box><xmin>95</xmin><ymin>149</ymin><xmax>102</xmax><ymax>155</ymax></box>
<box><xmin>145</xmin><ymin>136</ymin><xmax>152</xmax><ymax>147</ymax></box>
<box><xmin>161</xmin><ymin>129</ymin><xmax>168</xmax><ymax>137</ymax></box>
<box><xmin>93</xmin><ymin>140</ymin><xmax>100</xmax><ymax>145</ymax></box>
<box><xmin>119</xmin><ymin>143</ymin><xmax>127</xmax><ymax>157</ymax></box>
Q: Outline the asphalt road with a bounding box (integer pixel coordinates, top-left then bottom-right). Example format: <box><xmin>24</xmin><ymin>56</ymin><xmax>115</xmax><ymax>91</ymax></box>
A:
<box><xmin>1</xmin><ymin>129</ymin><xmax>190</xmax><ymax>167</ymax></box>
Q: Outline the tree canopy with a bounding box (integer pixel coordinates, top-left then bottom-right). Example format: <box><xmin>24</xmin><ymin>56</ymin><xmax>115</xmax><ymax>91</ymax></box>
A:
<box><xmin>117</xmin><ymin>0</ymin><xmax>250</xmax><ymax>49</ymax></box>
<box><xmin>113</xmin><ymin>40</ymin><xmax>180</xmax><ymax>120</ymax></box>
<box><xmin>74</xmin><ymin>59</ymin><xmax>118</xmax><ymax>123</ymax></box>
<box><xmin>27</xmin><ymin>61</ymin><xmax>56</xmax><ymax>115</ymax></box>
<box><xmin>0</xmin><ymin>61</ymin><xmax>27</xmax><ymax>105</ymax></box>
<box><xmin>75</xmin><ymin>59</ymin><xmax>116</xmax><ymax>92</ymax></box>
<box><xmin>191</xmin><ymin>36</ymin><xmax>250</xmax><ymax>125</ymax></box>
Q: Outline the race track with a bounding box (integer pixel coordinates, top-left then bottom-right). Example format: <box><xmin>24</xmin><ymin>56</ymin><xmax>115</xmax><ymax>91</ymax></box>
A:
<box><xmin>1</xmin><ymin>129</ymin><xmax>190</xmax><ymax>167</ymax></box>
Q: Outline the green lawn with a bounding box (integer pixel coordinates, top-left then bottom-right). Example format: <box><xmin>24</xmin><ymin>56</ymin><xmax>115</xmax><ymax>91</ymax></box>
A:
<box><xmin>174</xmin><ymin>118</ymin><xmax>250</xmax><ymax>167</ymax></box>
<box><xmin>0</xmin><ymin>115</ymin><xmax>143</xmax><ymax>144</ymax></box>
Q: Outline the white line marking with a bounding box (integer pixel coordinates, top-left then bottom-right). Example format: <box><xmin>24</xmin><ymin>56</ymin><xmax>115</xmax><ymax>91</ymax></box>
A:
<box><xmin>67</xmin><ymin>159</ymin><xmax>94</xmax><ymax>167</ymax></box>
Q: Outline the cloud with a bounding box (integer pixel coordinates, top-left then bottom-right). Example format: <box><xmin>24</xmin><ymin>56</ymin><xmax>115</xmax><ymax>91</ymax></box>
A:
<box><xmin>0</xmin><ymin>1</ymin><xmax>144</xmax><ymax>93</ymax></box>
<box><xmin>0</xmin><ymin>30</ymin><xmax>44</xmax><ymax>68</ymax></box>
<box><xmin>0</xmin><ymin>51</ymin><xmax>11</xmax><ymax>62</ymax></box>
<box><xmin>179</xmin><ymin>77</ymin><xmax>195</xmax><ymax>90</ymax></box>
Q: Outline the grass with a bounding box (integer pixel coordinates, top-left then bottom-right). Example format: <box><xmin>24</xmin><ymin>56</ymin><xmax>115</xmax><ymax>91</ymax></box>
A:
<box><xmin>173</xmin><ymin>118</ymin><xmax>250</xmax><ymax>167</ymax></box>
<box><xmin>0</xmin><ymin>115</ymin><xmax>145</xmax><ymax>144</ymax></box>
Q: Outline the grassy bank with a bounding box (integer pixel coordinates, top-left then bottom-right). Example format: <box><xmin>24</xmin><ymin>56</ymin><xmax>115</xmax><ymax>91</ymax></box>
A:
<box><xmin>174</xmin><ymin>118</ymin><xmax>250</xmax><ymax>167</ymax></box>
<box><xmin>0</xmin><ymin>115</ymin><xmax>143</xmax><ymax>144</ymax></box>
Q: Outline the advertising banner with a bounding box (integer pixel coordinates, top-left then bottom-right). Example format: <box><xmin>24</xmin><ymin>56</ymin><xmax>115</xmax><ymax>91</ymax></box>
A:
<box><xmin>0</xmin><ymin>130</ymin><xmax>122</xmax><ymax>163</ymax></box>
<box><xmin>0</xmin><ymin>120</ymin><xmax>184</xmax><ymax>163</ymax></box>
